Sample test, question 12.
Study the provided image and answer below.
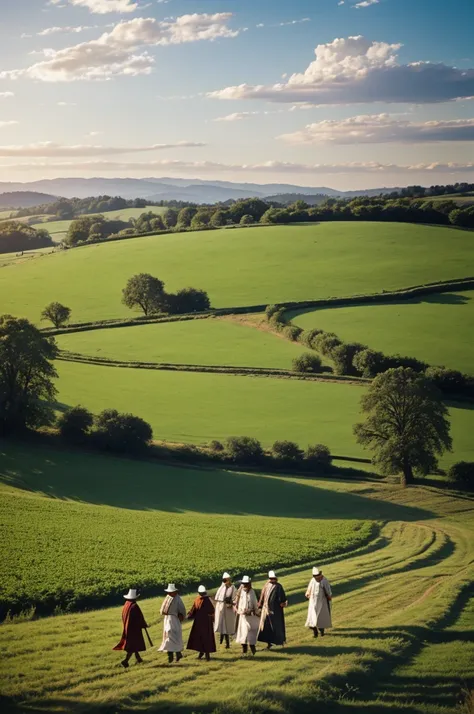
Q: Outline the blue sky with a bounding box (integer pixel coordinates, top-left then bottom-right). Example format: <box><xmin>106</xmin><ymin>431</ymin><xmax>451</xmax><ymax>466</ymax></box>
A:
<box><xmin>0</xmin><ymin>0</ymin><xmax>473</xmax><ymax>189</ymax></box>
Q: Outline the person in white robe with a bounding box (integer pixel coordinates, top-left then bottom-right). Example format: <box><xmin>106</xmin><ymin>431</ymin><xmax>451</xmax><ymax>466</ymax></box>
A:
<box><xmin>305</xmin><ymin>567</ymin><xmax>332</xmax><ymax>637</ymax></box>
<box><xmin>213</xmin><ymin>572</ymin><xmax>237</xmax><ymax>648</ymax></box>
<box><xmin>233</xmin><ymin>576</ymin><xmax>260</xmax><ymax>655</ymax></box>
<box><xmin>158</xmin><ymin>584</ymin><xmax>186</xmax><ymax>663</ymax></box>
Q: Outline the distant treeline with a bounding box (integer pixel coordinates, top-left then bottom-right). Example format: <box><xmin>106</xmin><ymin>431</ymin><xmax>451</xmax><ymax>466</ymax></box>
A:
<box><xmin>0</xmin><ymin>221</ymin><xmax>54</xmax><ymax>254</ymax></box>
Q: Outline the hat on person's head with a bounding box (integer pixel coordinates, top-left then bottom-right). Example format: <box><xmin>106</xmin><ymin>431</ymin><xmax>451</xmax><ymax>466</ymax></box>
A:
<box><xmin>222</xmin><ymin>572</ymin><xmax>231</xmax><ymax>580</ymax></box>
<box><xmin>164</xmin><ymin>583</ymin><xmax>177</xmax><ymax>593</ymax></box>
<box><xmin>241</xmin><ymin>575</ymin><xmax>251</xmax><ymax>584</ymax></box>
<box><xmin>312</xmin><ymin>567</ymin><xmax>322</xmax><ymax>576</ymax></box>
<box><xmin>198</xmin><ymin>585</ymin><xmax>207</xmax><ymax>594</ymax></box>
<box><xmin>268</xmin><ymin>570</ymin><xmax>277</xmax><ymax>579</ymax></box>
<box><xmin>124</xmin><ymin>588</ymin><xmax>139</xmax><ymax>600</ymax></box>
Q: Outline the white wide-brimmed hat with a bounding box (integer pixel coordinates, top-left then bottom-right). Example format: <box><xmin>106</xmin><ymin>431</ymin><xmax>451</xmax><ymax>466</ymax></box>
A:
<box><xmin>124</xmin><ymin>588</ymin><xmax>139</xmax><ymax>600</ymax></box>
<box><xmin>312</xmin><ymin>567</ymin><xmax>322</xmax><ymax>576</ymax></box>
<box><xmin>268</xmin><ymin>570</ymin><xmax>277</xmax><ymax>579</ymax></box>
<box><xmin>164</xmin><ymin>583</ymin><xmax>178</xmax><ymax>593</ymax></box>
<box><xmin>222</xmin><ymin>572</ymin><xmax>231</xmax><ymax>579</ymax></box>
<box><xmin>241</xmin><ymin>575</ymin><xmax>251</xmax><ymax>584</ymax></box>
<box><xmin>198</xmin><ymin>585</ymin><xmax>207</xmax><ymax>594</ymax></box>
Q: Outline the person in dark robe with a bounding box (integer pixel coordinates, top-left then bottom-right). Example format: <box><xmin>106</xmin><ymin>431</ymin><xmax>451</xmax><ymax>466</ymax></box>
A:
<box><xmin>113</xmin><ymin>588</ymin><xmax>149</xmax><ymax>668</ymax></box>
<box><xmin>258</xmin><ymin>570</ymin><xmax>287</xmax><ymax>649</ymax></box>
<box><xmin>186</xmin><ymin>585</ymin><xmax>217</xmax><ymax>661</ymax></box>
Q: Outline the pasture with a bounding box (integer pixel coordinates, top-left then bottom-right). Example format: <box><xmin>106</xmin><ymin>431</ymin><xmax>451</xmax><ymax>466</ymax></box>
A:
<box><xmin>55</xmin><ymin>360</ymin><xmax>474</xmax><ymax>466</ymax></box>
<box><xmin>30</xmin><ymin>205</ymin><xmax>164</xmax><ymax>243</ymax></box>
<box><xmin>289</xmin><ymin>290</ymin><xmax>474</xmax><ymax>375</ymax></box>
<box><xmin>0</xmin><ymin>440</ymin><xmax>378</xmax><ymax>617</ymax></box>
<box><xmin>0</xmin><ymin>222</ymin><xmax>473</xmax><ymax>324</ymax></box>
<box><xmin>0</xmin><ymin>475</ymin><xmax>472</xmax><ymax>714</ymax></box>
<box><xmin>57</xmin><ymin>317</ymin><xmax>309</xmax><ymax>369</ymax></box>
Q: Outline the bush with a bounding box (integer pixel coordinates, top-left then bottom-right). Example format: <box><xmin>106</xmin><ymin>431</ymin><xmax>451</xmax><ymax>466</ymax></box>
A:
<box><xmin>305</xmin><ymin>444</ymin><xmax>332</xmax><ymax>467</ymax></box>
<box><xmin>331</xmin><ymin>342</ymin><xmax>368</xmax><ymax>376</ymax></box>
<box><xmin>353</xmin><ymin>348</ymin><xmax>388</xmax><ymax>378</ymax></box>
<box><xmin>269</xmin><ymin>308</ymin><xmax>286</xmax><ymax>330</ymax></box>
<box><xmin>313</xmin><ymin>332</ymin><xmax>342</xmax><ymax>357</ymax></box>
<box><xmin>226</xmin><ymin>436</ymin><xmax>263</xmax><ymax>464</ymax></box>
<box><xmin>292</xmin><ymin>353</ymin><xmax>323</xmax><ymax>373</ymax></box>
<box><xmin>94</xmin><ymin>409</ymin><xmax>153</xmax><ymax>454</ymax></box>
<box><xmin>425</xmin><ymin>366</ymin><xmax>471</xmax><ymax>396</ymax></box>
<box><xmin>265</xmin><ymin>304</ymin><xmax>280</xmax><ymax>320</ymax></box>
<box><xmin>272</xmin><ymin>440</ymin><xmax>303</xmax><ymax>461</ymax></box>
<box><xmin>447</xmin><ymin>461</ymin><xmax>474</xmax><ymax>490</ymax></box>
<box><xmin>299</xmin><ymin>328</ymin><xmax>324</xmax><ymax>348</ymax></box>
<box><xmin>209</xmin><ymin>439</ymin><xmax>224</xmax><ymax>452</ymax></box>
<box><xmin>58</xmin><ymin>406</ymin><xmax>93</xmax><ymax>444</ymax></box>
<box><xmin>282</xmin><ymin>324</ymin><xmax>303</xmax><ymax>342</ymax></box>
<box><xmin>240</xmin><ymin>214</ymin><xmax>255</xmax><ymax>225</ymax></box>
<box><xmin>166</xmin><ymin>287</ymin><xmax>211</xmax><ymax>314</ymax></box>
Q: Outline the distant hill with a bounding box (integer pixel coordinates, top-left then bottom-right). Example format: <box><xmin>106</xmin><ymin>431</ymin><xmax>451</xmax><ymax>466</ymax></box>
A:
<box><xmin>0</xmin><ymin>178</ymin><xmax>403</xmax><ymax>204</ymax></box>
<box><xmin>0</xmin><ymin>191</ymin><xmax>58</xmax><ymax>209</ymax></box>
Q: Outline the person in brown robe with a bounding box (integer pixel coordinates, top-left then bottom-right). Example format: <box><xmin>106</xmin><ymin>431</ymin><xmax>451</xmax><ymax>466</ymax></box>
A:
<box><xmin>186</xmin><ymin>585</ymin><xmax>217</xmax><ymax>661</ymax></box>
<box><xmin>113</xmin><ymin>588</ymin><xmax>149</xmax><ymax>668</ymax></box>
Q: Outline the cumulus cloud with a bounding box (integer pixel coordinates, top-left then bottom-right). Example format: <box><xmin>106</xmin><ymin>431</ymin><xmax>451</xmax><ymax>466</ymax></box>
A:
<box><xmin>280</xmin><ymin>114</ymin><xmax>474</xmax><ymax>144</ymax></box>
<box><xmin>2</xmin><ymin>14</ymin><xmax>238</xmax><ymax>81</ymax></box>
<box><xmin>2</xmin><ymin>158</ymin><xmax>473</xmax><ymax>174</ymax></box>
<box><xmin>208</xmin><ymin>35</ymin><xmax>474</xmax><ymax>105</ymax></box>
<box><xmin>0</xmin><ymin>140</ymin><xmax>204</xmax><ymax>157</ymax></box>
<box><xmin>37</xmin><ymin>25</ymin><xmax>97</xmax><ymax>36</ymax></box>
<box><xmin>48</xmin><ymin>0</ymin><xmax>138</xmax><ymax>13</ymax></box>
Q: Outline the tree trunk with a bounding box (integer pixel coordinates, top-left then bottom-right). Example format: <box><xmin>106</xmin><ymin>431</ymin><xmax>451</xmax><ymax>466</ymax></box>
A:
<box><xmin>401</xmin><ymin>460</ymin><xmax>414</xmax><ymax>488</ymax></box>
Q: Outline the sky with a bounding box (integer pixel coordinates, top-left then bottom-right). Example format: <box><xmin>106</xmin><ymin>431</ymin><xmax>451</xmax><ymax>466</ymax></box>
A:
<box><xmin>0</xmin><ymin>0</ymin><xmax>473</xmax><ymax>190</ymax></box>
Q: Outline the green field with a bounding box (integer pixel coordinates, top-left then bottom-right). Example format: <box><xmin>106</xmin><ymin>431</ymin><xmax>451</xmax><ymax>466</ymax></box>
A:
<box><xmin>0</xmin><ymin>209</ymin><xmax>16</xmax><ymax>220</ymax></box>
<box><xmin>57</xmin><ymin>318</ymin><xmax>309</xmax><ymax>369</ymax></box>
<box><xmin>54</xmin><ymin>360</ymin><xmax>474</xmax><ymax>465</ymax></box>
<box><xmin>31</xmin><ymin>205</ymin><xmax>164</xmax><ymax>243</ymax></box>
<box><xmin>1</xmin><ymin>222</ymin><xmax>473</xmax><ymax>324</ymax></box>
<box><xmin>0</xmin><ymin>440</ymin><xmax>380</xmax><ymax>616</ymax></box>
<box><xmin>0</xmin><ymin>470</ymin><xmax>472</xmax><ymax>714</ymax></box>
<box><xmin>290</xmin><ymin>290</ymin><xmax>474</xmax><ymax>375</ymax></box>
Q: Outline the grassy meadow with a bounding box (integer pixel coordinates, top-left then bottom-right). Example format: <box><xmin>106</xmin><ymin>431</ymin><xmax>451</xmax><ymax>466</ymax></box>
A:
<box><xmin>290</xmin><ymin>290</ymin><xmax>474</xmax><ymax>375</ymax></box>
<box><xmin>1</xmin><ymin>222</ymin><xmax>473</xmax><ymax>324</ymax></box>
<box><xmin>30</xmin><ymin>205</ymin><xmax>164</xmax><ymax>243</ymax></box>
<box><xmin>0</xmin><ymin>475</ymin><xmax>472</xmax><ymax>714</ymax></box>
<box><xmin>0</xmin><ymin>440</ymin><xmax>379</xmax><ymax>617</ymax></box>
<box><xmin>54</xmin><ymin>360</ymin><xmax>474</xmax><ymax>466</ymax></box>
<box><xmin>57</xmin><ymin>317</ymin><xmax>309</xmax><ymax>369</ymax></box>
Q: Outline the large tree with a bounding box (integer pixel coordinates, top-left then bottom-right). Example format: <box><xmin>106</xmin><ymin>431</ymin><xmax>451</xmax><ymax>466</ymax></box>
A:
<box><xmin>354</xmin><ymin>367</ymin><xmax>452</xmax><ymax>486</ymax></box>
<box><xmin>0</xmin><ymin>315</ymin><xmax>58</xmax><ymax>434</ymax></box>
<box><xmin>41</xmin><ymin>302</ymin><xmax>71</xmax><ymax>328</ymax></box>
<box><xmin>122</xmin><ymin>273</ymin><xmax>166</xmax><ymax>316</ymax></box>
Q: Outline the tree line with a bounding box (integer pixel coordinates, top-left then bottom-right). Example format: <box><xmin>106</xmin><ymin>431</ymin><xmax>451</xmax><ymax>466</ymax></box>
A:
<box><xmin>0</xmin><ymin>221</ymin><xmax>53</xmax><ymax>254</ymax></box>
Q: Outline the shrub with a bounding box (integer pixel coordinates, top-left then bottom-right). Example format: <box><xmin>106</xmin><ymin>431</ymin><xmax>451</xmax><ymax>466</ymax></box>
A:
<box><xmin>226</xmin><ymin>436</ymin><xmax>263</xmax><ymax>464</ymax></box>
<box><xmin>425</xmin><ymin>366</ymin><xmax>471</xmax><ymax>396</ymax></box>
<box><xmin>292</xmin><ymin>353</ymin><xmax>323</xmax><ymax>373</ymax></box>
<box><xmin>447</xmin><ymin>461</ymin><xmax>474</xmax><ymax>490</ymax></box>
<box><xmin>166</xmin><ymin>287</ymin><xmax>211</xmax><ymax>314</ymax></box>
<box><xmin>57</xmin><ymin>406</ymin><xmax>93</xmax><ymax>444</ymax></box>
<box><xmin>313</xmin><ymin>332</ymin><xmax>342</xmax><ymax>357</ymax></box>
<box><xmin>282</xmin><ymin>324</ymin><xmax>303</xmax><ymax>342</ymax></box>
<box><xmin>209</xmin><ymin>439</ymin><xmax>224</xmax><ymax>452</ymax></box>
<box><xmin>269</xmin><ymin>308</ymin><xmax>286</xmax><ymax>330</ymax></box>
<box><xmin>353</xmin><ymin>348</ymin><xmax>388</xmax><ymax>378</ymax></box>
<box><xmin>331</xmin><ymin>342</ymin><xmax>368</xmax><ymax>376</ymax></box>
<box><xmin>265</xmin><ymin>304</ymin><xmax>280</xmax><ymax>320</ymax></box>
<box><xmin>305</xmin><ymin>444</ymin><xmax>332</xmax><ymax>467</ymax></box>
<box><xmin>272</xmin><ymin>440</ymin><xmax>303</xmax><ymax>461</ymax></box>
<box><xmin>299</xmin><ymin>328</ymin><xmax>324</xmax><ymax>348</ymax></box>
<box><xmin>240</xmin><ymin>214</ymin><xmax>255</xmax><ymax>225</ymax></box>
<box><xmin>385</xmin><ymin>354</ymin><xmax>428</xmax><ymax>373</ymax></box>
<box><xmin>94</xmin><ymin>409</ymin><xmax>153</xmax><ymax>454</ymax></box>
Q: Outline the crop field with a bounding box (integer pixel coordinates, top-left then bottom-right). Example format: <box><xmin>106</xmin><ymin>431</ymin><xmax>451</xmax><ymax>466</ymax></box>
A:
<box><xmin>0</xmin><ymin>222</ymin><xmax>473</xmax><ymax>324</ymax></box>
<box><xmin>290</xmin><ymin>290</ymin><xmax>474</xmax><ymax>375</ymax></box>
<box><xmin>57</xmin><ymin>317</ymin><xmax>309</xmax><ymax>369</ymax></box>
<box><xmin>30</xmin><ymin>205</ymin><xmax>164</xmax><ymax>243</ymax></box>
<box><xmin>0</xmin><ymin>440</ymin><xmax>377</xmax><ymax>616</ymax></box>
<box><xmin>54</xmin><ymin>360</ymin><xmax>474</xmax><ymax>466</ymax></box>
<box><xmin>0</xmin><ymin>473</ymin><xmax>472</xmax><ymax>714</ymax></box>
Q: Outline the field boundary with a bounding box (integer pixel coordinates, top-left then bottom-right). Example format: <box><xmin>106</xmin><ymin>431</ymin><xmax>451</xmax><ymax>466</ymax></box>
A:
<box><xmin>57</xmin><ymin>350</ymin><xmax>370</xmax><ymax>384</ymax></box>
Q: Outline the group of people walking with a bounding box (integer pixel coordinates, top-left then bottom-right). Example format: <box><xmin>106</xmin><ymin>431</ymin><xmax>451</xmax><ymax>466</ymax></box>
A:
<box><xmin>114</xmin><ymin>567</ymin><xmax>332</xmax><ymax>666</ymax></box>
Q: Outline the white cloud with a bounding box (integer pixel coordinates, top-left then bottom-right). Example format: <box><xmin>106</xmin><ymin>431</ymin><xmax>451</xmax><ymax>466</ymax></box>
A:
<box><xmin>38</xmin><ymin>25</ymin><xmax>96</xmax><ymax>36</ymax></box>
<box><xmin>2</xmin><ymin>158</ymin><xmax>473</xmax><ymax>175</ymax></box>
<box><xmin>279</xmin><ymin>18</ymin><xmax>311</xmax><ymax>26</ymax></box>
<box><xmin>208</xmin><ymin>35</ymin><xmax>474</xmax><ymax>105</ymax></box>
<box><xmin>0</xmin><ymin>121</ymin><xmax>18</xmax><ymax>128</ymax></box>
<box><xmin>280</xmin><ymin>114</ymin><xmax>474</xmax><ymax>144</ymax></box>
<box><xmin>48</xmin><ymin>0</ymin><xmax>138</xmax><ymax>13</ymax></box>
<box><xmin>354</xmin><ymin>0</ymin><xmax>379</xmax><ymax>7</ymax></box>
<box><xmin>0</xmin><ymin>92</ymin><xmax>14</xmax><ymax>98</ymax></box>
<box><xmin>57</xmin><ymin>101</ymin><xmax>77</xmax><ymax>105</ymax></box>
<box><xmin>213</xmin><ymin>111</ymin><xmax>259</xmax><ymax>122</ymax></box>
<box><xmin>2</xmin><ymin>14</ymin><xmax>238</xmax><ymax>82</ymax></box>
<box><xmin>0</xmin><ymin>140</ymin><xmax>204</xmax><ymax>157</ymax></box>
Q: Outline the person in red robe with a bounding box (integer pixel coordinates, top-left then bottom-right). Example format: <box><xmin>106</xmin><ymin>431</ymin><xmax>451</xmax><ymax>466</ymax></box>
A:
<box><xmin>186</xmin><ymin>585</ymin><xmax>217</xmax><ymax>661</ymax></box>
<box><xmin>113</xmin><ymin>588</ymin><xmax>149</xmax><ymax>668</ymax></box>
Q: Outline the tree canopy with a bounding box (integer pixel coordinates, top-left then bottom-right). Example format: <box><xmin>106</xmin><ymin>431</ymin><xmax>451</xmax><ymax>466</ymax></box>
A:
<box><xmin>41</xmin><ymin>302</ymin><xmax>71</xmax><ymax>328</ymax></box>
<box><xmin>122</xmin><ymin>273</ymin><xmax>166</xmax><ymax>316</ymax></box>
<box><xmin>354</xmin><ymin>367</ymin><xmax>452</xmax><ymax>486</ymax></box>
<box><xmin>0</xmin><ymin>221</ymin><xmax>53</xmax><ymax>254</ymax></box>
